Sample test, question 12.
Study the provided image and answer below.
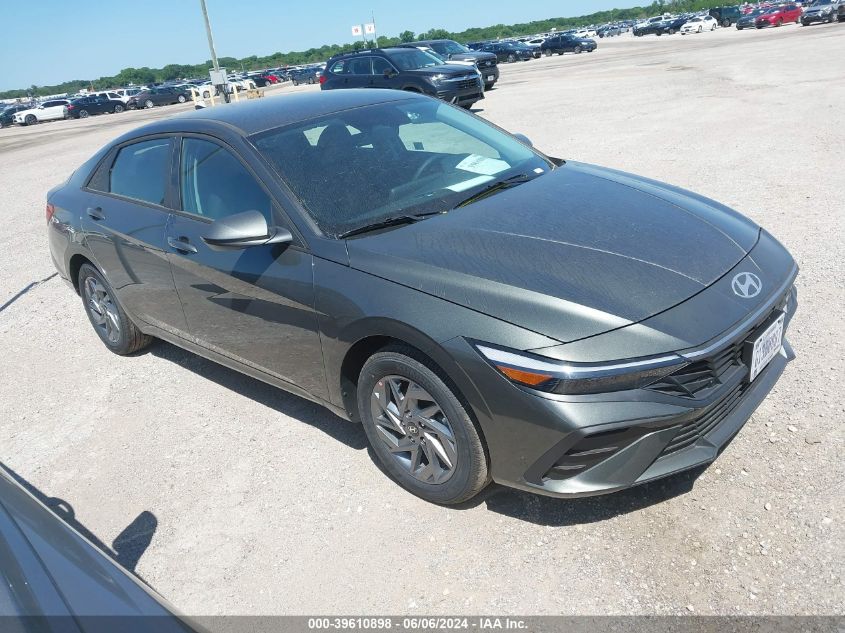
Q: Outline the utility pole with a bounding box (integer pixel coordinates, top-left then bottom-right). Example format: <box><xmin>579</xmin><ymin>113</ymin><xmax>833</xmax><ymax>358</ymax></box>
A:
<box><xmin>199</xmin><ymin>0</ymin><xmax>229</xmax><ymax>102</ymax></box>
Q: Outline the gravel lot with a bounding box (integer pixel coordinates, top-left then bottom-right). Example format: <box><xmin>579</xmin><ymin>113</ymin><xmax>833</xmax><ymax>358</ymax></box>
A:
<box><xmin>0</xmin><ymin>24</ymin><xmax>842</xmax><ymax>616</ymax></box>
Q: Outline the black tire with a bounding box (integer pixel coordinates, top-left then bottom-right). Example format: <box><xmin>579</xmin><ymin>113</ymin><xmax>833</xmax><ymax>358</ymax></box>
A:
<box><xmin>722</xmin><ymin>18</ymin><xmax>730</xmax><ymax>27</ymax></box>
<box><xmin>177</xmin><ymin>94</ymin><xmax>186</xmax><ymax>103</ymax></box>
<box><xmin>507</xmin><ymin>54</ymin><xmax>516</xmax><ymax>63</ymax></box>
<box><xmin>113</xmin><ymin>104</ymin><xmax>124</xmax><ymax>113</ymax></box>
<box><xmin>78</xmin><ymin>264</ymin><xmax>152</xmax><ymax>355</ymax></box>
<box><xmin>78</xmin><ymin>110</ymin><xmax>89</xmax><ymax>118</ymax></box>
<box><xmin>544</xmin><ymin>48</ymin><xmax>552</xmax><ymax>56</ymax></box>
<box><xmin>484</xmin><ymin>83</ymin><xmax>494</xmax><ymax>91</ymax></box>
<box><xmin>144</xmin><ymin>99</ymin><xmax>154</xmax><ymax>109</ymax></box>
<box><xmin>357</xmin><ymin>348</ymin><xmax>489</xmax><ymax>505</ymax></box>
<box><xmin>574</xmin><ymin>45</ymin><xmax>582</xmax><ymax>53</ymax></box>
<box><xmin>776</xmin><ymin>18</ymin><xmax>783</xmax><ymax>26</ymax></box>
<box><xmin>668</xmin><ymin>28</ymin><xmax>676</xmax><ymax>35</ymax></box>
<box><xmin>293</xmin><ymin>79</ymin><xmax>299</xmax><ymax>86</ymax></box>
<box><xmin>25</xmin><ymin>114</ymin><xmax>37</xmax><ymax>125</ymax></box>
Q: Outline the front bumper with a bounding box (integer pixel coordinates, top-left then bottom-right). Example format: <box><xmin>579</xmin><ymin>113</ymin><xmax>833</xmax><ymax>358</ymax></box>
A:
<box><xmin>801</xmin><ymin>13</ymin><xmax>832</xmax><ymax>23</ymax></box>
<box><xmin>435</xmin><ymin>82</ymin><xmax>484</xmax><ymax>106</ymax></box>
<box><xmin>449</xmin><ymin>276</ymin><xmax>797</xmax><ymax>499</ymax></box>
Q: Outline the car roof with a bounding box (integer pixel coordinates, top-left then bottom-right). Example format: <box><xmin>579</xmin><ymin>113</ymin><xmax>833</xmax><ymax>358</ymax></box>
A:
<box><xmin>126</xmin><ymin>89</ymin><xmax>421</xmax><ymax>137</ymax></box>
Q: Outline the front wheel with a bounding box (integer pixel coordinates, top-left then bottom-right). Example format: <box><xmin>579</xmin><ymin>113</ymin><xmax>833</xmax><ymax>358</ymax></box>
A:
<box><xmin>574</xmin><ymin>45</ymin><xmax>582</xmax><ymax>53</ymax></box>
<box><xmin>113</xmin><ymin>104</ymin><xmax>124</xmax><ymax>113</ymax></box>
<box><xmin>544</xmin><ymin>48</ymin><xmax>552</xmax><ymax>56</ymax></box>
<box><xmin>668</xmin><ymin>28</ymin><xmax>676</xmax><ymax>35</ymax></box>
<box><xmin>358</xmin><ymin>349</ymin><xmax>490</xmax><ymax>505</ymax></box>
<box><xmin>25</xmin><ymin>114</ymin><xmax>37</xmax><ymax>125</ymax></box>
<box><xmin>776</xmin><ymin>18</ymin><xmax>783</xmax><ymax>26</ymax></box>
<box><xmin>78</xmin><ymin>264</ymin><xmax>153</xmax><ymax>355</ymax></box>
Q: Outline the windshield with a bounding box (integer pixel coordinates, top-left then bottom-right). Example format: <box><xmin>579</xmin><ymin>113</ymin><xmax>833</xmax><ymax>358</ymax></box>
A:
<box><xmin>253</xmin><ymin>99</ymin><xmax>552</xmax><ymax>238</ymax></box>
<box><xmin>437</xmin><ymin>41</ymin><xmax>469</xmax><ymax>55</ymax></box>
<box><xmin>385</xmin><ymin>48</ymin><xmax>442</xmax><ymax>70</ymax></box>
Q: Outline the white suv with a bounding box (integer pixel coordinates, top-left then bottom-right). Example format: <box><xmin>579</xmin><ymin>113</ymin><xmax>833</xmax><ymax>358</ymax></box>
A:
<box><xmin>13</xmin><ymin>99</ymin><xmax>70</xmax><ymax>125</ymax></box>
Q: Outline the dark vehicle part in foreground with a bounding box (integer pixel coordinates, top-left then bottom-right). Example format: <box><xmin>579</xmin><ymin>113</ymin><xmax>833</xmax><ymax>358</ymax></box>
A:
<box><xmin>0</xmin><ymin>463</ymin><xmax>199</xmax><ymax>631</ymax></box>
<box><xmin>46</xmin><ymin>91</ymin><xmax>797</xmax><ymax>505</ymax></box>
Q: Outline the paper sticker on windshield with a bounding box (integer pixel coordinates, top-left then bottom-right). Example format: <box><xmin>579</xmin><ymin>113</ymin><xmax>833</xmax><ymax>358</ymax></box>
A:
<box><xmin>456</xmin><ymin>155</ymin><xmax>510</xmax><ymax>176</ymax></box>
<box><xmin>447</xmin><ymin>175</ymin><xmax>495</xmax><ymax>192</ymax></box>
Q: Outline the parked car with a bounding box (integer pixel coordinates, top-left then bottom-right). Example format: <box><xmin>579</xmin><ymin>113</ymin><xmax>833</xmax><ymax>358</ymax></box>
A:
<box><xmin>736</xmin><ymin>8</ymin><xmax>767</xmax><ymax>28</ymax></box>
<box><xmin>540</xmin><ymin>34</ymin><xmax>598</xmax><ymax>54</ymax></box>
<box><xmin>597</xmin><ymin>25</ymin><xmax>622</xmax><ymax>37</ymax></box>
<box><xmin>321</xmin><ymin>49</ymin><xmax>483</xmax><ymax>108</ymax></box>
<box><xmin>127</xmin><ymin>86</ymin><xmax>190</xmax><ymax>109</ymax></box>
<box><xmin>801</xmin><ymin>0</ymin><xmax>845</xmax><ymax>24</ymax></box>
<box><xmin>13</xmin><ymin>99</ymin><xmax>70</xmax><ymax>125</ymax></box>
<box><xmin>45</xmin><ymin>90</ymin><xmax>798</xmax><ymax>504</ymax></box>
<box><xmin>114</xmin><ymin>88</ymin><xmax>142</xmax><ymax>102</ymax></box>
<box><xmin>290</xmin><ymin>67</ymin><xmax>320</xmax><ymax>85</ymax></box>
<box><xmin>0</xmin><ymin>103</ymin><xmax>32</xmax><ymax>128</ymax></box>
<box><xmin>661</xmin><ymin>16</ymin><xmax>691</xmax><ymax>34</ymax></box>
<box><xmin>66</xmin><ymin>95</ymin><xmax>126</xmax><ymax>118</ymax></box>
<box><xmin>709</xmin><ymin>5</ymin><xmax>743</xmax><ymax>26</ymax></box>
<box><xmin>479</xmin><ymin>42</ymin><xmax>534</xmax><ymax>63</ymax></box>
<box><xmin>400</xmin><ymin>40</ymin><xmax>499</xmax><ymax>90</ymax></box>
<box><xmin>755</xmin><ymin>4</ymin><xmax>802</xmax><ymax>26</ymax></box>
<box><xmin>681</xmin><ymin>15</ymin><xmax>719</xmax><ymax>32</ymax></box>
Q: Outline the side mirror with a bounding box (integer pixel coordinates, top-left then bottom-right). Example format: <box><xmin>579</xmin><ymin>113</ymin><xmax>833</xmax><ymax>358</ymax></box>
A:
<box><xmin>513</xmin><ymin>133</ymin><xmax>533</xmax><ymax>147</ymax></box>
<box><xmin>202</xmin><ymin>209</ymin><xmax>293</xmax><ymax>250</ymax></box>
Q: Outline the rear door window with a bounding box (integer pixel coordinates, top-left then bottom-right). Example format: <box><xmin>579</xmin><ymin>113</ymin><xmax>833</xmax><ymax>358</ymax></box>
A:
<box><xmin>107</xmin><ymin>138</ymin><xmax>172</xmax><ymax>206</ymax></box>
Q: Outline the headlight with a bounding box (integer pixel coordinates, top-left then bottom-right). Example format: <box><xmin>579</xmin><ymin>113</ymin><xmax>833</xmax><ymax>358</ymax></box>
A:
<box><xmin>474</xmin><ymin>343</ymin><xmax>688</xmax><ymax>395</ymax></box>
<box><xmin>429</xmin><ymin>74</ymin><xmax>447</xmax><ymax>82</ymax></box>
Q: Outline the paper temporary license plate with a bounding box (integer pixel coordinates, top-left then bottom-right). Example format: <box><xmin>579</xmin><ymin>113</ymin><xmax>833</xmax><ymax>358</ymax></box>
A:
<box><xmin>748</xmin><ymin>313</ymin><xmax>785</xmax><ymax>383</ymax></box>
<box><xmin>487</xmin><ymin>75</ymin><xmax>495</xmax><ymax>81</ymax></box>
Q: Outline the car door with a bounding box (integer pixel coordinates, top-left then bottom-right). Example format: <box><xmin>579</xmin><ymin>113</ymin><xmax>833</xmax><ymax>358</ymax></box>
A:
<box><xmin>80</xmin><ymin>136</ymin><xmax>188</xmax><ymax>333</ymax></box>
<box><xmin>370</xmin><ymin>56</ymin><xmax>399</xmax><ymax>89</ymax></box>
<box><xmin>165</xmin><ymin>135</ymin><xmax>326</xmax><ymax>397</ymax></box>
<box><xmin>344</xmin><ymin>56</ymin><xmax>374</xmax><ymax>89</ymax></box>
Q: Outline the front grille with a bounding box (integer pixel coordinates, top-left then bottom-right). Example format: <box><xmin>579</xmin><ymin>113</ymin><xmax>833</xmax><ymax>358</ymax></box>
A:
<box><xmin>456</xmin><ymin>78</ymin><xmax>480</xmax><ymax>90</ymax></box>
<box><xmin>660</xmin><ymin>382</ymin><xmax>746</xmax><ymax>456</ymax></box>
<box><xmin>480</xmin><ymin>59</ymin><xmax>497</xmax><ymax>68</ymax></box>
<box><xmin>648</xmin><ymin>287</ymin><xmax>792</xmax><ymax>399</ymax></box>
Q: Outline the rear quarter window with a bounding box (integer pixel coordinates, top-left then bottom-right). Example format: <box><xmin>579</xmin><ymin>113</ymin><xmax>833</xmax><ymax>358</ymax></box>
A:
<box><xmin>105</xmin><ymin>139</ymin><xmax>172</xmax><ymax>206</ymax></box>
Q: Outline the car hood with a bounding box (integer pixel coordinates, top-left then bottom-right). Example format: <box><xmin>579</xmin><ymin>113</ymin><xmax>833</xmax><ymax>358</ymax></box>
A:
<box><xmin>450</xmin><ymin>52</ymin><xmax>497</xmax><ymax>63</ymax></box>
<box><xmin>346</xmin><ymin>162</ymin><xmax>759</xmax><ymax>343</ymax></box>
<box><xmin>404</xmin><ymin>64</ymin><xmax>472</xmax><ymax>78</ymax></box>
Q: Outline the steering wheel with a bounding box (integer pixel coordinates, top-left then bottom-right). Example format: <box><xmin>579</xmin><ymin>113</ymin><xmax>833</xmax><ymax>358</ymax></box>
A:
<box><xmin>411</xmin><ymin>154</ymin><xmax>443</xmax><ymax>181</ymax></box>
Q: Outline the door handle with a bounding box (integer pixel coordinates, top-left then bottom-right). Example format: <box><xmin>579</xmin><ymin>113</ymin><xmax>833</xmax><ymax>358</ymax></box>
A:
<box><xmin>86</xmin><ymin>207</ymin><xmax>105</xmax><ymax>221</ymax></box>
<box><xmin>167</xmin><ymin>236</ymin><xmax>198</xmax><ymax>254</ymax></box>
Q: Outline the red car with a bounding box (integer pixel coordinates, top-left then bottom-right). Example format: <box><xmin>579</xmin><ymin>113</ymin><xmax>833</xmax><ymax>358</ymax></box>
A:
<box><xmin>755</xmin><ymin>3</ymin><xmax>802</xmax><ymax>26</ymax></box>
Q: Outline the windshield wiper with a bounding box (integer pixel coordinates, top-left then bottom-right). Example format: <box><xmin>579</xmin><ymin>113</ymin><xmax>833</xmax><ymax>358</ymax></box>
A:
<box><xmin>338</xmin><ymin>211</ymin><xmax>443</xmax><ymax>239</ymax></box>
<box><xmin>454</xmin><ymin>173</ymin><xmax>535</xmax><ymax>208</ymax></box>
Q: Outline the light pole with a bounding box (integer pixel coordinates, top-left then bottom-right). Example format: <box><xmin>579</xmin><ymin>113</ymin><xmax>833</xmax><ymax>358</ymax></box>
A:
<box><xmin>199</xmin><ymin>0</ymin><xmax>229</xmax><ymax>102</ymax></box>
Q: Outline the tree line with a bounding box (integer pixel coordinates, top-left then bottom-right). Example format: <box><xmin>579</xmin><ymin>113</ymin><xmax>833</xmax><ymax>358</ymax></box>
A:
<box><xmin>1</xmin><ymin>0</ymin><xmax>730</xmax><ymax>100</ymax></box>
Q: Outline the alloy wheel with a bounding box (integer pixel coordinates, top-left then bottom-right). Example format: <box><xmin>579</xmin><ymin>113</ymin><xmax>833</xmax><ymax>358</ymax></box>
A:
<box><xmin>370</xmin><ymin>375</ymin><xmax>458</xmax><ymax>485</ymax></box>
<box><xmin>83</xmin><ymin>276</ymin><xmax>121</xmax><ymax>344</ymax></box>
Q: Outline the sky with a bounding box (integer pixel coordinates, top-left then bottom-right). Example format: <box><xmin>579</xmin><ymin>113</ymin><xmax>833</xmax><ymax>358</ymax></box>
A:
<box><xmin>0</xmin><ymin>0</ymin><xmax>641</xmax><ymax>90</ymax></box>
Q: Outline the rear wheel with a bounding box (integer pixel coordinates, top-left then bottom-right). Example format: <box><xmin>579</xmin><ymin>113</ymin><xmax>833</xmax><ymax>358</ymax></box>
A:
<box><xmin>78</xmin><ymin>110</ymin><xmax>89</xmax><ymax>118</ymax></box>
<box><xmin>144</xmin><ymin>99</ymin><xmax>154</xmax><ymax>109</ymax></box>
<box><xmin>776</xmin><ymin>18</ymin><xmax>783</xmax><ymax>26</ymax></box>
<box><xmin>358</xmin><ymin>349</ymin><xmax>489</xmax><ymax>505</ymax></box>
<box><xmin>177</xmin><ymin>94</ymin><xmax>186</xmax><ymax>103</ymax></box>
<box><xmin>574</xmin><ymin>45</ymin><xmax>582</xmax><ymax>53</ymax></box>
<box><xmin>78</xmin><ymin>264</ymin><xmax>152</xmax><ymax>355</ymax></box>
<box><xmin>507</xmin><ymin>54</ymin><xmax>516</xmax><ymax>63</ymax></box>
<box><xmin>722</xmin><ymin>18</ymin><xmax>730</xmax><ymax>27</ymax></box>
<box><xmin>544</xmin><ymin>48</ymin><xmax>552</xmax><ymax>56</ymax></box>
